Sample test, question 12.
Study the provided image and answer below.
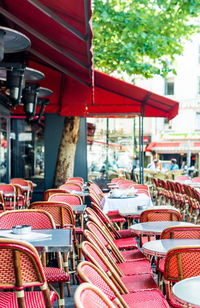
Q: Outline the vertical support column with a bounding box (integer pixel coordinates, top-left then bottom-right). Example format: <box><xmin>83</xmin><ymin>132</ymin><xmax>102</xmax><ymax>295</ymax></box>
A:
<box><xmin>139</xmin><ymin>115</ymin><xmax>142</xmax><ymax>184</ymax></box>
<box><xmin>141</xmin><ymin>115</ymin><xmax>144</xmax><ymax>184</ymax></box>
<box><xmin>106</xmin><ymin>118</ymin><xmax>109</xmax><ymax>167</ymax></box>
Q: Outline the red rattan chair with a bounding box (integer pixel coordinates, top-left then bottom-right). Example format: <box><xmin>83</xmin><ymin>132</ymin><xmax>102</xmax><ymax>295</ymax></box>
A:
<box><xmin>10</xmin><ymin>178</ymin><xmax>33</xmax><ymax>205</ymax></box>
<box><xmin>139</xmin><ymin>208</ymin><xmax>182</xmax><ymax>247</ymax></box>
<box><xmin>74</xmin><ymin>283</ymin><xmax>116</xmax><ymax>308</ymax></box>
<box><xmin>81</xmin><ymin>241</ymin><xmax>158</xmax><ymax>293</ymax></box>
<box><xmin>48</xmin><ymin>192</ymin><xmax>83</xmax><ymax>205</ymax></box>
<box><xmin>67</xmin><ymin>177</ymin><xmax>84</xmax><ymax>183</ymax></box>
<box><xmin>89</xmin><ymin>183</ymin><xmax>104</xmax><ymax>200</ymax></box>
<box><xmin>0</xmin><ymin>184</ymin><xmax>16</xmax><ymax>210</ymax></box>
<box><xmin>60</xmin><ymin>183</ymin><xmax>82</xmax><ymax>192</ymax></box>
<box><xmin>164</xmin><ymin>246</ymin><xmax>200</xmax><ymax>307</ymax></box>
<box><xmin>156</xmin><ymin>225</ymin><xmax>200</xmax><ymax>289</ymax></box>
<box><xmin>47</xmin><ymin>193</ymin><xmax>84</xmax><ymax>246</ymax></box>
<box><xmin>152</xmin><ymin>177</ymin><xmax>162</xmax><ymax>205</ymax></box>
<box><xmin>182</xmin><ymin>184</ymin><xmax>199</xmax><ymax>223</ymax></box>
<box><xmin>0</xmin><ymin>210</ymin><xmax>70</xmax><ymax>306</ymax></box>
<box><xmin>84</xmin><ymin>229</ymin><xmax>153</xmax><ymax>276</ymax></box>
<box><xmin>29</xmin><ymin>201</ymin><xmax>80</xmax><ymax>282</ymax></box>
<box><xmin>117</xmin><ymin>181</ymin><xmax>135</xmax><ymax>189</ymax></box>
<box><xmin>44</xmin><ymin>189</ymin><xmax>67</xmax><ymax>201</ymax></box>
<box><xmin>89</xmin><ymin>197</ymin><xmax>126</xmax><ymax>230</ymax></box>
<box><xmin>192</xmin><ymin>177</ymin><xmax>200</xmax><ymax>183</ymax></box>
<box><xmin>12</xmin><ymin>184</ymin><xmax>26</xmax><ymax>209</ymax></box>
<box><xmin>90</xmin><ymin>202</ymin><xmax>137</xmax><ymax>239</ymax></box>
<box><xmin>140</xmin><ymin>208</ymin><xmax>182</xmax><ymax>223</ymax></box>
<box><xmin>86</xmin><ymin>221</ymin><xmax>146</xmax><ymax>263</ymax></box>
<box><xmin>85</xmin><ymin>207</ymin><xmax>138</xmax><ymax>250</ymax></box>
<box><xmin>0</xmin><ymin>238</ymin><xmax>57</xmax><ymax>308</ymax></box>
<box><xmin>77</xmin><ymin>261</ymin><xmax>170</xmax><ymax>308</ymax></box>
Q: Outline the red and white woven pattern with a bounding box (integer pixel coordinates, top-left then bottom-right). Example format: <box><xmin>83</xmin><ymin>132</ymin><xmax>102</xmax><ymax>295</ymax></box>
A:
<box><xmin>49</xmin><ymin>194</ymin><xmax>82</xmax><ymax>205</ymax></box>
<box><xmin>120</xmin><ymin>273</ymin><xmax>158</xmax><ymax>293</ymax></box>
<box><xmin>79</xmin><ymin>264</ymin><xmax>117</xmax><ymax>301</ymax></box>
<box><xmin>79</xmin><ymin>288</ymin><xmax>112</xmax><ymax>308</ymax></box>
<box><xmin>86</xmin><ymin>222</ymin><xmax>109</xmax><ymax>246</ymax></box>
<box><xmin>0</xmin><ymin>184</ymin><xmax>15</xmax><ymax>194</ymax></box>
<box><xmin>140</xmin><ymin>210</ymin><xmax>181</xmax><ymax>222</ymax></box>
<box><xmin>161</xmin><ymin>227</ymin><xmax>200</xmax><ymax>239</ymax></box>
<box><xmin>121</xmin><ymin>290</ymin><xmax>170</xmax><ymax>308</ymax></box>
<box><xmin>0</xmin><ymin>211</ymin><xmax>53</xmax><ymax>229</ymax></box>
<box><xmin>0</xmin><ymin>291</ymin><xmax>56</xmax><ymax>308</ymax></box>
<box><xmin>60</xmin><ymin>183</ymin><xmax>82</xmax><ymax>191</ymax></box>
<box><xmin>0</xmin><ymin>249</ymin><xmax>16</xmax><ymax>285</ymax></box>
<box><xmin>82</xmin><ymin>243</ymin><xmax>108</xmax><ymax>272</ymax></box>
<box><xmin>118</xmin><ymin>260</ymin><xmax>153</xmax><ymax>275</ymax></box>
<box><xmin>0</xmin><ymin>249</ymin><xmax>39</xmax><ymax>285</ymax></box>
<box><xmin>165</xmin><ymin>247</ymin><xmax>200</xmax><ymax>282</ymax></box>
<box><xmin>43</xmin><ymin>267</ymin><xmax>69</xmax><ymax>283</ymax></box>
<box><xmin>30</xmin><ymin>202</ymin><xmax>75</xmax><ymax>227</ymax></box>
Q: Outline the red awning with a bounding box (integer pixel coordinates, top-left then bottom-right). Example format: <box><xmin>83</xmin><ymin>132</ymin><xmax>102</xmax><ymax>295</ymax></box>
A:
<box><xmin>88</xmin><ymin>71</ymin><xmax>179</xmax><ymax>120</ymax></box>
<box><xmin>146</xmin><ymin>142</ymin><xmax>200</xmax><ymax>153</ymax></box>
<box><xmin>1</xmin><ymin>0</ymin><xmax>179</xmax><ymax>120</ymax></box>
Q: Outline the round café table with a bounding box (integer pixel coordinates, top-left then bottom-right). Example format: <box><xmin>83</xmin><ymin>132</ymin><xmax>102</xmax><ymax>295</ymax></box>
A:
<box><xmin>173</xmin><ymin>276</ymin><xmax>200</xmax><ymax>307</ymax></box>
<box><xmin>130</xmin><ymin>221</ymin><xmax>194</xmax><ymax>236</ymax></box>
<box><xmin>142</xmin><ymin>238</ymin><xmax>200</xmax><ymax>258</ymax></box>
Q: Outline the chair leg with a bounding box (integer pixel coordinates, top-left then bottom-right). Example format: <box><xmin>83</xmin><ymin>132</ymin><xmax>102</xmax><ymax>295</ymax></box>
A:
<box><xmin>66</xmin><ymin>281</ymin><xmax>71</xmax><ymax>297</ymax></box>
<box><xmin>70</xmin><ymin>250</ymin><xmax>76</xmax><ymax>284</ymax></box>
<box><xmin>59</xmin><ymin>282</ymin><xmax>65</xmax><ymax>308</ymax></box>
<box><xmin>157</xmin><ymin>271</ymin><xmax>163</xmax><ymax>291</ymax></box>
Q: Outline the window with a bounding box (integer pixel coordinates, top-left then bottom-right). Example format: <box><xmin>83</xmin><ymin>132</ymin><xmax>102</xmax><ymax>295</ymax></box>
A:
<box><xmin>165</xmin><ymin>78</ymin><xmax>174</xmax><ymax>95</ymax></box>
<box><xmin>87</xmin><ymin>118</ymin><xmax>137</xmax><ymax>182</ymax></box>
<box><xmin>195</xmin><ymin>112</ymin><xmax>200</xmax><ymax>130</ymax></box>
<box><xmin>11</xmin><ymin>119</ymin><xmax>44</xmax><ymax>191</ymax></box>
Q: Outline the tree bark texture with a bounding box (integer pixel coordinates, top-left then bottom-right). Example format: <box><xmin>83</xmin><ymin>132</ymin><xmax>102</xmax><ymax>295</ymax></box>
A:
<box><xmin>54</xmin><ymin>116</ymin><xmax>80</xmax><ymax>187</ymax></box>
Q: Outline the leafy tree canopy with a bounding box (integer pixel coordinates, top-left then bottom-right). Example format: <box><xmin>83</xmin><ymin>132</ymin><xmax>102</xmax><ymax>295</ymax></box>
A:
<box><xmin>92</xmin><ymin>0</ymin><xmax>200</xmax><ymax>79</ymax></box>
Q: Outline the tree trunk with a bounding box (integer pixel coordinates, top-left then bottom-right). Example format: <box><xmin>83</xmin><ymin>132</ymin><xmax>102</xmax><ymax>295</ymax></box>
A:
<box><xmin>54</xmin><ymin>116</ymin><xmax>80</xmax><ymax>187</ymax></box>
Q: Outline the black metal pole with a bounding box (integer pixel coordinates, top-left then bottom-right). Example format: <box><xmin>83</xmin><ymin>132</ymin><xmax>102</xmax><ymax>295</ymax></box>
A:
<box><xmin>139</xmin><ymin>115</ymin><xmax>141</xmax><ymax>183</ymax></box>
<box><xmin>141</xmin><ymin>115</ymin><xmax>144</xmax><ymax>184</ymax></box>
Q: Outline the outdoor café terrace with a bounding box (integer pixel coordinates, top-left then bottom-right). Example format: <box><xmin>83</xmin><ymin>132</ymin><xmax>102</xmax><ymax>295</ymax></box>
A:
<box><xmin>0</xmin><ymin>0</ymin><xmax>199</xmax><ymax>308</ymax></box>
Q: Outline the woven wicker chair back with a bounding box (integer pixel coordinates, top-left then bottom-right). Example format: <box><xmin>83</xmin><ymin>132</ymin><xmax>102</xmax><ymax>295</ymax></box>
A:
<box><xmin>67</xmin><ymin>177</ymin><xmax>84</xmax><ymax>184</ymax></box>
<box><xmin>0</xmin><ymin>239</ymin><xmax>52</xmax><ymax>307</ymax></box>
<box><xmin>29</xmin><ymin>201</ymin><xmax>75</xmax><ymax>227</ymax></box>
<box><xmin>164</xmin><ymin>246</ymin><xmax>200</xmax><ymax>282</ymax></box>
<box><xmin>161</xmin><ymin>226</ymin><xmax>200</xmax><ymax>239</ymax></box>
<box><xmin>0</xmin><ymin>210</ymin><xmax>55</xmax><ymax>229</ymax></box>
<box><xmin>44</xmin><ymin>189</ymin><xmax>66</xmax><ymax>201</ymax></box>
<box><xmin>60</xmin><ymin>183</ymin><xmax>82</xmax><ymax>192</ymax></box>
<box><xmin>48</xmin><ymin>193</ymin><xmax>82</xmax><ymax>205</ymax></box>
<box><xmin>140</xmin><ymin>209</ymin><xmax>182</xmax><ymax>223</ymax></box>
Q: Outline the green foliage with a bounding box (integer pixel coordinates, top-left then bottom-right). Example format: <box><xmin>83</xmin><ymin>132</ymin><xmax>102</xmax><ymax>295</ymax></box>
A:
<box><xmin>92</xmin><ymin>0</ymin><xmax>200</xmax><ymax>79</ymax></box>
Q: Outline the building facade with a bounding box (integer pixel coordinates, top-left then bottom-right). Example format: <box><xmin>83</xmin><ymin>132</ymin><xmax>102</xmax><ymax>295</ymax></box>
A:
<box><xmin>135</xmin><ymin>33</ymin><xmax>200</xmax><ymax>170</ymax></box>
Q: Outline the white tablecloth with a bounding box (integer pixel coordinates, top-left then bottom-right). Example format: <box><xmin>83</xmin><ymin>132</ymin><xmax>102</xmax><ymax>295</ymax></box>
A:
<box><xmin>101</xmin><ymin>193</ymin><xmax>153</xmax><ymax>215</ymax></box>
